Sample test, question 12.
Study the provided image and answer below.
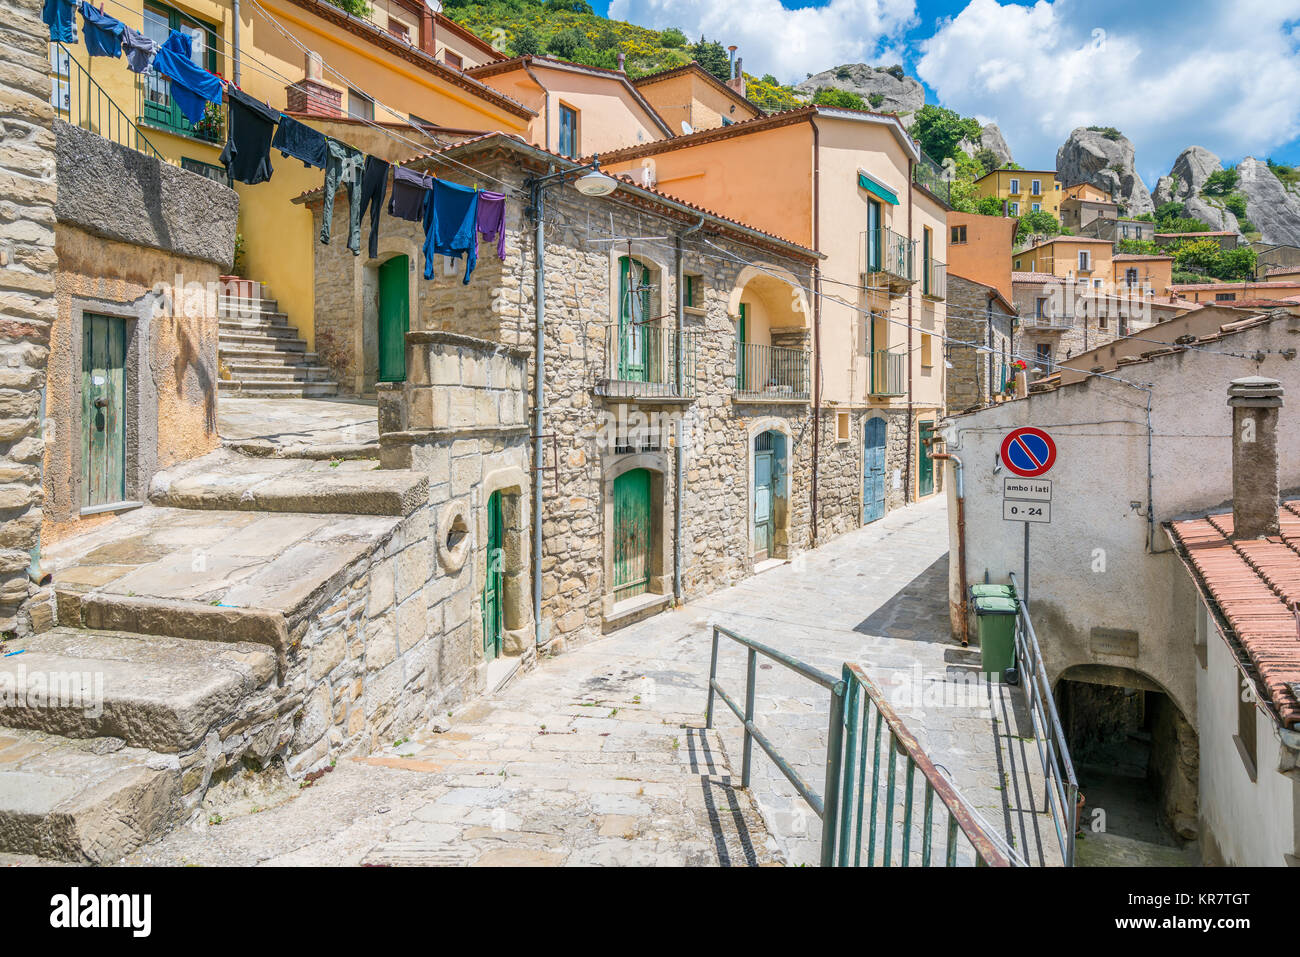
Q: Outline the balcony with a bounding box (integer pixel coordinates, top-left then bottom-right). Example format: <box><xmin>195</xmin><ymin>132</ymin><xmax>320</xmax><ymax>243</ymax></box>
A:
<box><xmin>1019</xmin><ymin>311</ymin><xmax>1074</xmax><ymax>332</ymax></box>
<box><xmin>595</xmin><ymin>323</ymin><xmax>698</xmax><ymax>400</ymax></box>
<box><xmin>733</xmin><ymin>342</ymin><xmax>810</xmax><ymax>402</ymax></box>
<box><xmin>869</xmin><ymin>349</ymin><xmax>906</xmax><ymax>397</ymax></box>
<box><xmin>49</xmin><ymin>41</ymin><xmax>168</xmax><ymax>160</ymax></box>
<box><xmin>913</xmin><ymin>150</ymin><xmax>950</xmax><ymax>204</ymax></box>
<box><xmin>860</xmin><ymin>227</ymin><xmax>916</xmax><ymax>295</ymax></box>
<box><xmin>921</xmin><ymin>258</ymin><xmax>946</xmax><ymax>300</ymax></box>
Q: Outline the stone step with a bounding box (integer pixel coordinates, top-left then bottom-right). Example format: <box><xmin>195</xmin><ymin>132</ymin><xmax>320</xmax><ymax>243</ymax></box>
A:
<box><xmin>223</xmin><ymin>365</ymin><xmax>336</xmax><ymax>383</ymax></box>
<box><xmin>220</xmin><ymin>347</ymin><xmax>322</xmax><ymax>365</ymax></box>
<box><xmin>150</xmin><ymin>459</ymin><xmax>427</xmax><ymax>516</ymax></box>
<box><xmin>219</xmin><ymin>319</ymin><xmax>295</xmax><ymax>337</ymax></box>
<box><xmin>219</xmin><ymin>331</ymin><xmax>308</xmax><ymax>351</ymax></box>
<box><xmin>218</xmin><ymin>295</ymin><xmax>279</xmax><ymax>315</ymax></box>
<box><xmin>0</xmin><ymin>728</ymin><xmax>179</xmax><ymax>863</ymax></box>
<box><xmin>217</xmin><ymin>381</ymin><xmax>340</xmax><ymax>398</ymax></box>
<box><xmin>0</xmin><ymin>628</ymin><xmax>277</xmax><ymax>753</ymax></box>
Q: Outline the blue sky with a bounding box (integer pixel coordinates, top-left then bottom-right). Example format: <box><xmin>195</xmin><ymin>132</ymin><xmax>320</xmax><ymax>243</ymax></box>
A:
<box><xmin>597</xmin><ymin>0</ymin><xmax>1300</xmax><ymax>184</ymax></box>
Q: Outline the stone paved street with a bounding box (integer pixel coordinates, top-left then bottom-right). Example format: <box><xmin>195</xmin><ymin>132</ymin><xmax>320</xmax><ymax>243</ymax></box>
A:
<box><xmin>117</xmin><ymin>495</ymin><xmax>1060</xmax><ymax>867</ymax></box>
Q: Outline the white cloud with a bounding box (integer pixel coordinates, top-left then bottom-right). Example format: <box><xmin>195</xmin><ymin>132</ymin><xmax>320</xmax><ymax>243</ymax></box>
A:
<box><xmin>916</xmin><ymin>0</ymin><xmax>1300</xmax><ymax>181</ymax></box>
<box><xmin>607</xmin><ymin>0</ymin><xmax>918</xmax><ymax>84</ymax></box>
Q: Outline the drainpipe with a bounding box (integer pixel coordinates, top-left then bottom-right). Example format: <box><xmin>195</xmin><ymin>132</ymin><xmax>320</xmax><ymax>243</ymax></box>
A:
<box><xmin>810</xmin><ymin>117</ymin><xmax>821</xmax><ymax>544</ymax></box>
<box><xmin>522</xmin><ymin>61</ymin><xmax>550</xmax><ymax>152</ymax></box>
<box><xmin>530</xmin><ymin>171</ymin><xmax>549</xmax><ymax>646</ymax></box>
<box><xmin>674</xmin><ymin>215</ymin><xmax>705</xmax><ymax>601</ymax></box>
<box><xmin>232</xmin><ymin>0</ymin><xmax>241</xmax><ymax>86</ymax></box>
<box><xmin>905</xmin><ymin>158</ymin><xmax>914</xmax><ymax>503</ymax></box>
<box><xmin>929</xmin><ymin>450</ymin><xmax>968</xmax><ymax>645</ymax></box>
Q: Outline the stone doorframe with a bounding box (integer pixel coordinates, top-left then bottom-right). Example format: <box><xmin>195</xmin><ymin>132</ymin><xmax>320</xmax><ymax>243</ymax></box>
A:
<box><xmin>599</xmin><ymin>450</ymin><xmax>672</xmax><ymax>617</ymax></box>
<box><xmin>473</xmin><ymin>464</ymin><xmax>534</xmax><ymax>657</ymax></box>
<box><xmin>745</xmin><ymin>416</ymin><xmax>795</xmax><ymax>562</ymax></box>
<box><xmin>62</xmin><ymin>294</ymin><xmax>157</xmax><ymax>519</ymax></box>
<box><xmin>358</xmin><ymin>238</ymin><xmax>421</xmax><ymax>395</ymax></box>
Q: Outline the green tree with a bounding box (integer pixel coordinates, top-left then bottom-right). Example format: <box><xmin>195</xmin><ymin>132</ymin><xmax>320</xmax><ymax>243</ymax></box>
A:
<box><xmin>1015</xmin><ymin>210</ymin><xmax>1061</xmax><ymax>244</ymax></box>
<box><xmin>512</xmin><ymin>23</ymin><xmax>541</xmax><ymax>56</ymax></box>
<box><xmin>973</xmin><ymin>147</ymin><xmax>999</xmax><ymax>176</ymax></box>
<box><xmin>812</xmin><ymin>87</ymin><xmax>866</xmax><ymax>110</ymax></box>
<box><xmin>547</xmin><ymin>27</ymin><xmax>584</xmax><ymax>59</ymax></box>
<box><xmin>1216</xmin><ymin>246</ymin><xmax>1257</xmax><ymax>280</ymax></box>
<box><xmin>1201</xmin><ymin>167</ymin><xmax>1239</xmax><ymax>196</ymax></box>
<box><xmin>909</xmin><ymin>104</ymin><xmax>982</xmax><ymax>162</ymax></box>
<box><xmin>690</xmin><ymin>38</ymin><xmax>731</xmax><ymax>81</ymax></box>
<box><xmin>544</xmin><ymin>0</ymin><xmax>593</xmax><ymax>12</ymax></box>
<box><xmin>1116</xmin><ymin>238</ymin><xmax>1160</xmax><ymax>255</ymax></box>
<box><xmin>336</xmin><ymin>0</ymin><xmax>371</xmax><ymax>16</ymax></box>
<box><xmin>660</xmin><ymin>26</ymin><xmax>686</xmax><ymax>48</ymax></box>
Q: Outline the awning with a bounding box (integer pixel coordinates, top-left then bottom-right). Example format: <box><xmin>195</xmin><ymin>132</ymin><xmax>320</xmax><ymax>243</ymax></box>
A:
<box><xmin>858</xmin><ymin>171</ymin><xmax>899</xmax><ymax>205</ymax></box>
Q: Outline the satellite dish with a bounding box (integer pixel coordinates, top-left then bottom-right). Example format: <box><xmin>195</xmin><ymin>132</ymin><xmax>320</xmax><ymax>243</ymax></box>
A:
<box><xmin>681</xmin><ymin>120</ymin><xmax>694</xmax><ymax>135</ymax></box>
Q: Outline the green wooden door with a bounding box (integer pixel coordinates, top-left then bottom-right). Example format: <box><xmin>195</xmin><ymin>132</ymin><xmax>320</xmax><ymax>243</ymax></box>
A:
<box><xmin>736</xmin><ymin>302</ymin><xmax>748</xmax><ymax>391</ymax></box>
<box><xmin>378</xmin><ymin>255</ymin><xmax>409</xmax><ymax>383</ymax></box>
<box><xmin>81</xmin><ymin>314</ymin><xmax>127</xmax><ymax>509</ymax></box>
<box><xmin>918</xmin><ymin>419</ymin><xmax>935</xmax><ymax>497</ymax></box>
<box><xmin>754</xmin><ymin>438</ymin><xmax>773</xmax><ymax>560</ymax></box>
<box><xmin>612</xmin><ymin>468</ymin><xmax>652</xmax><ymax>601</ymax></box>
<box><xmin>482</xmin><ymin>490</ymin><xmax>503</xmax><ymax>661</ymax></box>
<box><xmin>618</xmin><ymin>256</ymin><xmax>650</xmax><ymax>382</ymax></box>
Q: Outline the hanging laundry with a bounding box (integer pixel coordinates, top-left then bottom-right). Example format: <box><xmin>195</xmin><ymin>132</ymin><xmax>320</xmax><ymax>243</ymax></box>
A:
<box><xmin>219</xmin><ymin>86</ymin><xmax>279</xmax><ymax>186</ymax></box>
<box><xmin>389</xmin><ymin>166</ymin><xmax>431</xmax><ymax>222</ymax></box>
<box><xmin>422</xmin><ymin>179</ymin><xmax>479</xmax><ymax>284</ymax></box>
<box><xmin>42</xmin><ymin>0</ymin><xmax>77</xmax><ymax>43</ymax></box>
<box><xmin>78</xmin><ymin>2</ymin><xmax>123</xmax><ymax>57</ymax></box>
<box><xmin>359</xmin><ymin>156</ymin><xmax>390</xmax><ymax>259</ymax></box>
<box><xmin>151</xmin><ymin>29</ymin><xmax>223</xmax><ymax>125</ymax></box>
<box><xmin>320</xmin><ymin>138</ymin><xmax>365</xmax><ymax>255</ymax></box>
<box><xmin>474</xmin><ymin>190</ymin><xmax>507</xmax><ymax>262</ymax></box>
<box><xmin>121</xmin><ymin>26</ymin><xmax>158</xmax><ymax>74</ymax></box>
<box><xmin>272</xmin><ymin>114</ymin><xmax>329</xmax><ymax>169</ymax></box>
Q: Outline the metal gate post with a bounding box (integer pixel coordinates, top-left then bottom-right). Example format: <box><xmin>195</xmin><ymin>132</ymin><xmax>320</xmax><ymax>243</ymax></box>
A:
<box><xmin>819</xmin><ymin>679</ymin><xmax>847</xmax><ymax>866</ymax></box>
<box><xmin>742</xmin><ymin>647</ymin><xmax>757</xmax><ymax>788</ymax></box>
<box><xmin>705</xmin><ymin>626</ymin><xmax>720</xmax><ymax>729</ymax></box>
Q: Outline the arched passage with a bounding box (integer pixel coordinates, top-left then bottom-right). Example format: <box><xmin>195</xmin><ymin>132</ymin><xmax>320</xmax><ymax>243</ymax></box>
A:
<box><xmin>729</xmin><ymin>264</ymin><xmax>812</xmax><ymax>401</ymax></box>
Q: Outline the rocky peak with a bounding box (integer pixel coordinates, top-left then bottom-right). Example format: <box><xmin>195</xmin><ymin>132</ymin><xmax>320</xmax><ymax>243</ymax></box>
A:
<box><xmin>1151</xmin><ymin>146</ymin><xmax>1239</xmax><ymax>233</ymax></box>
<box><xmin>1056</xmin><ymin>127</ymin><xmax>1154</xmax><ymax>217</ymax></box>
<box><xmin>1236</xmin><ymin>157</ymin><xmax>1300</xmax><ymax>245</ymax></box>
<box><xmin>794</xmin><ymin>63</ymin><xmax>925</xmax><ymax>119</ymax></box>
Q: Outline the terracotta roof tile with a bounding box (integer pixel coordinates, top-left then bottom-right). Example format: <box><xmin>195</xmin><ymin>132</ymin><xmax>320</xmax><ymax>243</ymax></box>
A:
<box><xmin>1168</xmin><ymin>503</ymin><xmax>1300</xmax><ymax>727</ymax></box>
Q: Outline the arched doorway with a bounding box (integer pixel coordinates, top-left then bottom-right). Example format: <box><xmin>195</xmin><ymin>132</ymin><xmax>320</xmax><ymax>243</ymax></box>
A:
<box><xmin>753</xmin><ymin>430</ymin><xmax>788</xmax><ymax>561</ymax></box>
<box><xmin>613</xmin><ymin>467</ymin><xmax>653</xmax><ymax>600</ymax></box>
<box><xmin>863</xmin><ymin>416</ymin><xmax>886</xmax><ymax>523</ymax></box>
<box><xmin>377</xmin><ymin>254</ymin><xmax>409</xmax><ymax>383</ymax></box>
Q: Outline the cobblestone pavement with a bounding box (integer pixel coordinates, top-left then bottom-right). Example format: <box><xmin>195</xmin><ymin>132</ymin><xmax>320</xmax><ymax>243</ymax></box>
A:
<box><xmin>122</xmin><ymin>495</ymin><xmax>1059</xmax><ymax>867</ymax></box>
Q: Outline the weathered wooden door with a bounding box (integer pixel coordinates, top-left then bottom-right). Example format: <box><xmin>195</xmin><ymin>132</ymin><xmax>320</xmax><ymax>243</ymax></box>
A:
<box><xmin>918</xmin><ymin>419</ymin><xmax>935</xmax><ymax>497</ymax></box>
<box><xmin>378</xmin><ymin>255</ymin><xmax>409</xmax><ymax>383</ymax></box>
<box><xmin>862</xmin><ymin>416</ymin><xmax>886</xmax><ymax>524</ymax></box>
<box><xmin>618</xmin><ymin>256</ymin><xmax>650</xmax><ymax>382</ymax></box>
<box><xmin>754</xmin><ymin>432</ymin><xmax>774</xmax><ymax>560</ymax></box>
<box><xmin>482</xmin><ymin>490</ymin><xmax>503</xmax><ymax>661</ymax></box>
<box><xmin>612</xmin><ymin>468</ymin><xmax>652</xmax><ymax>601</ymax></box>
<box><xmin>81</xmin><ymin>313</ymin><xmax>127</xmax><ymax>509</ymax></box>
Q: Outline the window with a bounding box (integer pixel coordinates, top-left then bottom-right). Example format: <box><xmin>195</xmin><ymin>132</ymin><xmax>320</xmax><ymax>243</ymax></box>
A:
<box><xmin>1032</xmin><ymin>203</ymin><xmax>1041</xmax><ymax>212</ymax></box>
<box><xmin>181</xmin><ymin>156</ymin><xmax>228</xmax><ymax>186</ymax></box>
<box><xmin>683</xmin><ymin>273</ymin><xmax>704</xmax><ymax>308</ymax></box>
<box><xmin>387</xmin><ymin>18</ymin><xmax>410</xmax><ymax>42</ymax></box>
<box><xmin>720</xmin><ymin>116</ymin><xmax>733</xmax><ymax>126</ymax></box>
<box><xmin>836</xmin><ymin>412</ymin><xmax>850</xmax><ymax>441</ymax></box>
<box><xmin>922</xmin><ymin>226</ymin><xmax>933</xmax><ymax>295</ymax></box>
<box><xmin>921</xmin><ymin>333</ymin><xmax>933</xmax><ymax>368</ymax></box>
<box><xmin>1009</xmin><ymin>202</ymin><xmax>1019</xmax><ymax>216</ymax></box>
<box><xmin>1216</xmin><ymin>292</ymin><xmax>1237</xmax><ymax>301</ymax></box>
<box><xmin>1035</xmin><ymin>297</ymin><xmax>1047</xmax><ymax>318</ymax></box>
<box><xmin>1078</xmin><ymin>250</ymin><xmax>1091</xmax><ymax>271</ymax></box>
<box><xmin>1035</xmin><ymin>342</ymin><xmax>1052</xmax><ymax>371</ymax></box>
<box><xmin>1237</xmin><ymin>674</ymin><xmax>1258</xmax><ymax>780</ymax></box>
<box><xmin>348</xmin><ymin>88</ymin><xmax>374</xmax><ymax>122</ymax></box>
<box><xmin>950</xmin><ymin>224</ymin><xmax>967</xmax><ymax>245</ymax></box>
<box><xmin>1125</xmin><ymin>267</ymin><xmax>1139</xmax><ymax>286</ymax></box>
<box><xmin>1031</xmin><ymin>179</ymin><xmax>1041</xmax><ymax>195</ymax></box>
<box><xmin>140</xmin><ymin>3</ymin><xmax>220</xmax><ymax>141</ymax></box>
<box><xmin>1014</xmin><ymin>259</ymin><xmax>1022</xmax><ymax>270</ymax></box>
<box><xmin>1008</xmin><ymin>178</ymin><xmax>1020</xmax><ymax>194</ymax></box>
<box><xmin>558</xmin><ymin>103</ymin><xmax>579</xmax><ymax>157</ymax></box>
<box><xmin>443</xmin><ymin>51</ymin><xmax>463</xmax><ymax>70</ymax></box>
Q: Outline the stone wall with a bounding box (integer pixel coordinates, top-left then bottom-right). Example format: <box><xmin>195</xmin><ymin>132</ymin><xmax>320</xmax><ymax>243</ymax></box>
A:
<box><xmin>947</xmin><ymin>275</ymin><xmax>1016</xmax><ymax>412</ymax></box>
<box><xmin>0</xmin><ymin>0</ymin><xmax>57</xmax><ymax>633</ymax></box>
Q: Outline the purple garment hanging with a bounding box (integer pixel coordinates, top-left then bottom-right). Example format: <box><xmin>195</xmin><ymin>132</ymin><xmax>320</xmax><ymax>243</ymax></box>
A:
<box><xmin>474</xmin><ymin>190</ymin><xmax>506</xmax><ymax>261</ymax></box>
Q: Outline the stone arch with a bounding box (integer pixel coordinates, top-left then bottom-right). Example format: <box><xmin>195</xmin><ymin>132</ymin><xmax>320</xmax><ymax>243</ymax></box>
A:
<box><xmin>600</xmin><ymin>450</ymin><xmax>672</xmax><ymax>620</ymax></box>
<box><xmin>745</xmin><ymin>417</ymin><xmax>797</xmax><ymax>561</ymax></box>
<box><xmin>474</xmin><ymin>464</ymin><xmax>533</xmax><ymax>656</ymax></box>
<box><xmin>727</xmin><ymin>262</ymin><xmax>812</xmax><ymax>327</ymax></box>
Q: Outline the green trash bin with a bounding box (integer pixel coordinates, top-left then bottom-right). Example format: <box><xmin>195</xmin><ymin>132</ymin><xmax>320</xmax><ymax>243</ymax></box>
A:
<box><xmin>973</xmin><ymin>595</ymin><xmax>1018</xmax><ymax>679</ymax></box>
<box><xmin>970</xmin><ymin>583</ymin><xmax>1015</xmax><ymax>601</ymax></box>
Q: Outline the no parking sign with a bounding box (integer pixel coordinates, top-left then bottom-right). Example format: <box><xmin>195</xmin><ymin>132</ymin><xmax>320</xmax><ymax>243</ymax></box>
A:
<box><xmin>1000</xmin><ymin>427</ymin><xmax>1056</xmax><ymax>478</ymax></box>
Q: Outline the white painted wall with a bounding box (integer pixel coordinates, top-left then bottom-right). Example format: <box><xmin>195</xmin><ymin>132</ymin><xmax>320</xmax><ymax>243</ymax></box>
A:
<box><xmin>1198</xmin><ymin>603</ymin><xmax>1299</xmax><ymax>865</ymax></box>
<box><xmin>939</xmin><ymin>315</ymin><xmax>1300</xmax><ymax>723</ymax></box>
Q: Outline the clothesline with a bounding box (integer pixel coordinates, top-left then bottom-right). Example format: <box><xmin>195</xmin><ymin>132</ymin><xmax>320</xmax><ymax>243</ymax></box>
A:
<box><xmin>44</xmin><ymin>0</ymin><xmax>509</xmax><ymax>283</ymax></box>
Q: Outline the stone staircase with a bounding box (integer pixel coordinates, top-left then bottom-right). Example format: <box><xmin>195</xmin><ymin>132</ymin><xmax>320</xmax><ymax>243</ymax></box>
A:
<box><xmin>217</xmin><ymin>280</ymin><xmax>339</xmax><ymax>398</ymax></box>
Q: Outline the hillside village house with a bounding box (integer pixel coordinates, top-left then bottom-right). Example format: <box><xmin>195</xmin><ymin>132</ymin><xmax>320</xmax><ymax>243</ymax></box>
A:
<box><xmin>972</xmin><ymin>168</ymin><xmax>1062</xmax><ymax>218</ymax></box>
<box><xmin>1171</xmin><ymin>279</ymin><xmax>1300</xmax><ymax>304</ymax></box>
<box><xmin>630</xmin><ymin>61</ymin><xmax>764</xmax><ymax>135</ymax></box>
<box><xmin>944</xmin><ymin>211</ymin><xmax>1019</xmax><ymax>410</ymax></box>
<box><xmin>937</xmin><ymin>307</ymin><xmax>1300</xmax><ymax>863</ymax></box>
<box><xmin>600</xmin><ymin>104</ymin><xmax>951</xmax><ymax>535</ymax></box>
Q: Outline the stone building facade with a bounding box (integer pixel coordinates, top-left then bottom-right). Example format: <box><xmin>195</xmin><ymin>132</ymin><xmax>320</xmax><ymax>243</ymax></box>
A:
<box><xmin>946</xmin><ymin>273</ymin><xmax>1017</xmax><ymax>412</ymax></box>
<box><xmin>303</xmin><ymin>135</ymin><xmax>822</xmax><ymax>652</ymax></box>
<box><xmin>0</xmin><ymin>0</ymin><xmax>57</xmax><ymax>633</ymax></box>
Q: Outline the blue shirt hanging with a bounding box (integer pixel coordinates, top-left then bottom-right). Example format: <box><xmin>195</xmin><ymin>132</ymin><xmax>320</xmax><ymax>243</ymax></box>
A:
<box><xmin>43</xmin><ymin>0</ymin><xmax>77</xmax><ymax>43</ymax></box>
<box><xmin>78</xmin><ymin>2</ymin><xmax>124</xmax><ymax>57</ymax></box>
<box><xmin>150</xmin><ymin>29</ymin><xmax>223</xmax><ymax>126</ymax></box>
<box><xmin>422</xmin><ymin>179</ymin><xmax>480</xmax><ymax>284</ymax></box>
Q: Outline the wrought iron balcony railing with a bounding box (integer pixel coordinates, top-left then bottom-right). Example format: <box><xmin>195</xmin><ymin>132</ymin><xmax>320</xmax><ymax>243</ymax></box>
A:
<box><xmin>597</xmin><ymin>323</ymin><xmax>698</xmax><ymax>399</ymax></box>
<box><xmin>734</xmin><ymin>342</ymin><xmax>810</xmax><ymax>401</ymax></box>
<box><xmin>861</xmin><ymin>227</ymin><xmax>915</xmax><ymax>287</ymax></box>
<box><xmin>870</xmin><ymin>349</ymin><xmax>906</xmax><ymax>397</ymax></box>
<box><xmin>921</xmin><ymin>259</ymin><xmax>946</xmax><ymax>300</ymax></box>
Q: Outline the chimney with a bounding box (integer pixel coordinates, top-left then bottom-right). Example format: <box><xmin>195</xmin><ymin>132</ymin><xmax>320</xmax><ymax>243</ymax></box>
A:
<box><xmin>727</xmin><ymin>44</ymin><xmax>737</xmax><ymax>69</ymax></box>
<box><xmin>727</xmin><ymin>53</ymin><xmax>746</xmax><ymax>96</ymax></box>
<box><xmin>286</xmin><ymin>52</ymin><xmax>343</xmax><ymax>116</ymax></box>
<box><xmin>1228</xmin><ymin>375</ymin><xmax>1283</xmax><ymax>539</ymax></box>
<box><xmin>617</xmin><ymin>51</ymin><xmax>626</xmax><ymax>72</ymax></box>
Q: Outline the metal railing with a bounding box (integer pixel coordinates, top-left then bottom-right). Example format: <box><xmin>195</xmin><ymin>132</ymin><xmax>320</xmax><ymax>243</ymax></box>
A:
<box><xmin>705</xmin><ymin>625</ymin><xmax>1010</xmax><ymax>866</ymax></box>
<box><xmin>870</xmin><ymin>348</ymin><xmax>906</xmax><ymax>396</ymax></box>
<box><xmin>49</xmin><ymin>42</ymin><xmax>166</xmax><ymax>160</ymax></box>
<box><xmin>913</xmin><ymin>150</ymin><xmax>950</xmax><ymax>204</ymax></box>
<box><xmin>921</xmin><ymin>258</ymin><xmax>947</xmax><ymax>299</ymax></box>
<box><xmin>1007</xmin><ymin>572</ymin><xmax>1078</xmax><ymax>866</ymax></box>
<box><xmin>138</xmin><ymin>72</ymin><xmax>224</xmax><ymax>144</ymax></box>
<box><xmin>1018</xmin><ymin>311</ymin><xmax>1074</xmax><ymax>331</ymax></box>
<box><xmin>861</xmin><ymin>227</ymin><xmax>915</xmax><ymax>284</ymax></box>
<box><xmin>734</xmin><ymin>342</ymin><xmax>810</xmax><ymax>400</ymax></box>
<box><xmin>597</xmin><ymin>323</ymin><xmax>698</xmax><ymax>399</ymax></box>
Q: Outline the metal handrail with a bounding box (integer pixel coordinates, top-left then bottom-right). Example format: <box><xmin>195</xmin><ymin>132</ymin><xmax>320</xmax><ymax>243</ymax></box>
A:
<box><xmin>597</xmin><ymin>322</ymin><xmax>698</xmax><ymax>399</ymax></box>
<box><xmin>870</xmin><ymin>348</ymin><xmax>906</xmax><ymax>396</ymax></box>
<box><xmin>1007</xmin><ymin>571</ymin><xmax>1079</xmax><ymax>865</ymax></box>
<box><xmin>705</xmin><ymin>624</ymin><xmax>1010</xmax><ymax>866</ymax></box>
<box><xmin>49</xmin><ymin>41</ymin><xmax>166</xmax><ymax>161</ymax></box>
<box><xmin>835</xmin><ymin>663</ymin><xmax>1012</xmax><ymax>866</ymax></box>
<box><xmin>734</xmin><ymin>342</ymin><xmax>810</xmax><ymax>400</ymax></box>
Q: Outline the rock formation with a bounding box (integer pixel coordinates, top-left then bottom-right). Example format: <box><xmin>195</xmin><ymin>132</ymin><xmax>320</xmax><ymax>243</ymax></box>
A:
<box><xmin>794</xmin><ymin>63</ymin><xmax>925</xmax><ymax>120</ymax></box>
<box><xmin>1150</xmin><ymin>146</ymin><xmax>1240</xmax><ymax>233</ymax></box>
<box><xmin>1056</xmin><ymin>127</ymin><xmax>1153</xmax><ymax>217</ymax></box>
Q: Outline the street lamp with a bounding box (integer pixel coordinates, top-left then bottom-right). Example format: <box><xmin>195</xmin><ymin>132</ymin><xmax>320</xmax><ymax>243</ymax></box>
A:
<box><xmin>525</xmin><ymin>157</ymin><xmax>618</xmax><ymax>648</ymax></box>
